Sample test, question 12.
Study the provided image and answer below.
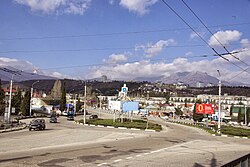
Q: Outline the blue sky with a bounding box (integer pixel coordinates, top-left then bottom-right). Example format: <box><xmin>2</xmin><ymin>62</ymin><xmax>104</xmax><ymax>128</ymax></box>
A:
<box><xmin>0</xmin><ymin>0</ymin><xmax>250</xmax><ymax>83</ymax></box>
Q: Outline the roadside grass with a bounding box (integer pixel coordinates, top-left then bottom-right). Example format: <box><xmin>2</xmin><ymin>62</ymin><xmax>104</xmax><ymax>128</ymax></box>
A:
<box><xmin>221</xmin><ymin>126</ymin><xmax>250</xmax><ymax>138</ymax></box>
<box><xmin>78</xmin><ymin>119</ymin><xmax>162</xmax><ymax>131</ymax></box>
<box><xmin>170</xmin><ymin>120</ymin><xmax>250</xmax><ymax>138</ymax></box>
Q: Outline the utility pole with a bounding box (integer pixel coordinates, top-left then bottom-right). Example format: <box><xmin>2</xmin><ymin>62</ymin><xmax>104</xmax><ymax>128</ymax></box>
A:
<box><xmin>217</xmin><ymin>70</ymin><xmax>221</xmax><ymax>135</ymax></box>
<box><xmin>30</xmin><ymin>80</ymin><xmax>39</xmax><ymax>117</ymax></box>
<box><xmin>84</xmin><ymin>82</ymin><xmax>86</xmax><ymax>124</ymax></box>
<box><xmin>7</xmin><ymin>74</ymin><xmax>14</xmax><ymax>123</ymax></box>
<box><xmin>245</xmin><ymin>105</ymin><xmax>247</xmax><ymax>125</ymax></box>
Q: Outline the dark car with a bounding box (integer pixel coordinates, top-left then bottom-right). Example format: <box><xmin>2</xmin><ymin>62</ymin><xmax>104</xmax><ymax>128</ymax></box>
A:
<box><xmin>50</xmin><ymin>116</ymin><xmax>58</xmax><ymax>123</ymax></box>
<box><xmin>67</xmin><ymin>112</ymin><xmax>74</xmax><ymax>121</ymax></box>
<box><xmin>89</xmin><ymin>114</ymin><xmax>98</xmax><ymax>119</ymax></box>
<box><xmin>29</xmin><ymin>119</ymin><xmax>46</xmax><ymax>131</ymax></box>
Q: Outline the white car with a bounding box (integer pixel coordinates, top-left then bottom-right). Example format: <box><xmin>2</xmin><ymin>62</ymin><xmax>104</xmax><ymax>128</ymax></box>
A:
<box><xmin>227</xmin><ymin>121</ymin><xmax>238</xmax><ymax>126</ymax></box>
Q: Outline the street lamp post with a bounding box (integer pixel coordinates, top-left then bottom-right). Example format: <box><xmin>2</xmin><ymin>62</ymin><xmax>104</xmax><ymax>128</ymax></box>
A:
<box><xmin>217</xmin><ymin>70</ymin><xmax>221</xmax><ymax>135</ymax></box>
<box><xmin>30</xmin><ymin>81</ymin><xmax>39</xmax><ymax>117</ymax></box>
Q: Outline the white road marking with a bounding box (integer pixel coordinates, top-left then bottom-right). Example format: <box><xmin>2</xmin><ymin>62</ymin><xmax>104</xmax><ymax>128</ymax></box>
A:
<box><xmin>114</xmin><ymin>159</ymin><xmax>122</xmax><ymax>163</ymax></box>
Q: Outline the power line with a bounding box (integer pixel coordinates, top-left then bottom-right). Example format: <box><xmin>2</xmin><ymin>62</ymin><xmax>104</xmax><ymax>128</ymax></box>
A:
<box><xmin>1</xmin><ymin>22</ymin><xmax>250</xmax><ymax>41</ymax></box>
<box><xmin>180</xmin><ymin>0</ymin><xmax>250</xmax><ymax>67</ymax></box>
<box><xmin>39</xmin><ymin>50</ymin><xmax>246</xmax><ymax>71</ymax></box>
<box><xmin>0</xmin><ymin>44</ymin><xmax>206</xmax><ymax>54</ymax></box>
<box><xmin>161</xmin><ymin>0</ymin><xmax>249</xmax><ymax>73</ymax></box>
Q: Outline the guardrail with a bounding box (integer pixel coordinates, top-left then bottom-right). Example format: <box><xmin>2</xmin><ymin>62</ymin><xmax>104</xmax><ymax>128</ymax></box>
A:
<box><xmin>221</xmin><ymin>153</ymin><xmax>250</xmax><ymax>167</ymax></box>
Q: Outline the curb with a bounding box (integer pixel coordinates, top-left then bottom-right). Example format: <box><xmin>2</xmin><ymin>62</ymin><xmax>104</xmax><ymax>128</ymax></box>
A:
<box><xmin>168</xmin><ymin>120</ymin><xmax>250</xmax><ymax>140</ymax></box>
<box><xmin>0</xmin><ymin>124</ymin><xmax>27</xmax><ymax>134</ymax></box>
<box><xmin>75</xmin><ymin>121</ymin><xmax>159</xmax><ymax>132</ymax></box>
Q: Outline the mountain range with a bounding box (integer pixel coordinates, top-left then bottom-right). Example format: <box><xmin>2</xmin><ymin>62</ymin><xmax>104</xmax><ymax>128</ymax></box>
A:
<box><xmin>0</xmin><ymin>66</ymin><xmax>248</xmax><ymax>87</ymax></box>
<box><xmin>0</xmin><ymin>66</ymin><xmax>56</xmax><ymax>82</ymax></box>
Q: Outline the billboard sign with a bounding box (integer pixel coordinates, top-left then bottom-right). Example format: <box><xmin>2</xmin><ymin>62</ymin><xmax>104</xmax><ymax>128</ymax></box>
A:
<box><xmin>108</xmin><ymin>100</ymin><xmax>122</xmax><ymax>111</ymax></box>
<box><xmin>196</xmin><ymin>103</ymin><xmax>214</xmax><ymax>114</ymax></box>
<box><xmin>122</xmin><ymin>101</ymin><xmax>139</xmax><ymax>112</ymax></box>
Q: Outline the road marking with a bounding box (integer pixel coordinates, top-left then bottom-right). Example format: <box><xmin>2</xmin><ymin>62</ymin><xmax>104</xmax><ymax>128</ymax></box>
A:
<box><xmin>118</xmin><ymin>127</ymin><xmax>127</xmax><ymax>130</ymax></box>
<box><xmin>126</xmin><ymin>157</ymin><xmax>133</xmax><ymax>159</ymax></box>
<box><xmin>136</xmin><ymin>154</ymin><xmax>142</xmax><ymax>157</ymax></box>
<box><xmin>144</xmin><ymin>152</ymin><xmax>150</xmax><ymax>155</ymax></box>
<box><xmin>97</xmin><ymin>163</ymin><xmax>108</xmax><ymax>166</ymax></box>
<box><xmin>114</xmin><ymin>159</ymin><xmax>122</xmax><ymax>163</ymax></box>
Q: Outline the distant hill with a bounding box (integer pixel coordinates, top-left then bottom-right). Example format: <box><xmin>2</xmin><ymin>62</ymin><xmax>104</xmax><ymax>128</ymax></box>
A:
<box><xmin>160</xmin><ymin>71</ymin><xmax>250</xmax><ymax>87</ymax></box>
<box><xmin>0</xmin><ymin>66</ymin><xmax>57</xmax><ymax>82</ymax></box>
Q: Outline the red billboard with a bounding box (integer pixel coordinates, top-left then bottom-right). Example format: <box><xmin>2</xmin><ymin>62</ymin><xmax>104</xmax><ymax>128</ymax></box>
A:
<box><xmin>196</xmin><ymin>103</ymin><xmax>214</xmax><ymax>114</ymax></box>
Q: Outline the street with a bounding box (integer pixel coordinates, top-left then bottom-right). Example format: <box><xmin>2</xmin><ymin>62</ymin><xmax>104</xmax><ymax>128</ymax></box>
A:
<box><xmin>0</xmin><ymin>109</ymin><xmax>249</xmax><ymax>167</ymax></box>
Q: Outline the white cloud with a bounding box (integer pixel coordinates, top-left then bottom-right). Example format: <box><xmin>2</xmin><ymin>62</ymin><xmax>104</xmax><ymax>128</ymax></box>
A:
<box><xmin>190</xmin><ymin>31</ymin><xmax>205</xmax><ymax>39</ymax></box>
<box><xmin>0</xmin><ymin>57</ymin><xmax>70</xmax><ymax>79</ymax></box>
<box><xmin>108</xmin><ymin>0</ymin><xmax>115</xmax><ymax>5</ymax></box>
<box><xmin>119</xmin><ymin>0</ymin><xmax>158</xmax><ymax>15</ymax></box>
<box><xmin>208</xmin><ymin>30</ymin><xmax>242</xmax><ymax>46</ymax></box>
<box><xmin>0</xmin><ymin>57</ymin><xmax>36</xmax><ymax>72</ymax></box>
<box><xmin>241</xmin><ymin>39</ymin><xmax>250</xmax><ymax>48</ymax></box>
<box><xmin>14</xmin><ymin>0</ymin><xmax>91</xmax><ymax>15</ymax></box>
<box><xmin>136</xmin><ymin>39</ymin><xmax>176</xmax><ymax>58</ymax></box>
<box><xmin>103</xmin><ymin>53</ymin><xmax>129</xmax><ymax>64</ymax></box>
<box><xmin>185</xmin><ymin>51</ymin><xmax>193</xmax><ymax>56</ymax></box>
<box><xmin>86</xmin><ymin>49</ymin><xmax>250</xmax><ymax>84</ymax></box>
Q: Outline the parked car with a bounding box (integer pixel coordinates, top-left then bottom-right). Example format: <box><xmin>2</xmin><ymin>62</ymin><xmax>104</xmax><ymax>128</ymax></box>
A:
<box><xmin>67</xmin><ymin>111</ymin><xmax>74</xmax><ymax>121</ymax></box>
<box><xmin>89</xmin><ymin>114</ymin><xmax>98</xmax><ymax>119</ymax></box>
<box><xmin>29</xmin><ymin>119</ymin><xmax>46</xmax><ymax>131</ymax></box>
<box><xmin>50</xmin><ymin>116</ymin><xmax>58</xmax><ymax>123</ymax></box>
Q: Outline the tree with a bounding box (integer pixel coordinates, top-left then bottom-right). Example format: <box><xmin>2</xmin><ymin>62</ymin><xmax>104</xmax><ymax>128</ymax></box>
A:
<box><xmin>175</xmin><ymin>107</ymin><xmax>183</xmax><ymax>116</ymax></box>
<box><xmin>76</xmin><ymin>98</ymin><xmax>82</xmax><ymax>113</ymax></box>
<box><xmin>0</xmin><ymin>80</ymin><xmax>5</xmax><ymax>115</ymax></box>
<box><xmin>20</xmin><ymin>91</ymin><xmax>31</xmax><ymax>116</ymax></box>
<box><xmin>230</xmin><ymin>103</ymin><xmax>234</xmax><ymax>116</ymax></box>
<box><xmin>193</xmin><ymin>99</ymin><xmax>204</xmax><ymax>122</ymax></box>
<box><xmin>237</xmin><ymin>106</ymin><xmax>242</xmax><ymax>123</ymax></box>
<box><xmin>246</xmin><ymin>107</ymin><xmax>250</xmax><ymax>125</ymax></box>
<box><xmin>184</xmin><ymin>98</ymin><xmax>188</xmax><ymax>108</ymax></box>
<box><xmin>11</xmin><ymin>89</ymin><xmax>22</xmax><ymax>115</ymax></box>
<box><xmin>59</xmin><ymin>80</ymin><xmax>66</xmax><ymax>112</ymax></box>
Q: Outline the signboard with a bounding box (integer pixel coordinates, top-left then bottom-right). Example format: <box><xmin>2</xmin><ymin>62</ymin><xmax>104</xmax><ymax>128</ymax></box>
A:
<box><xmin>196</xmin><ymin>103</ymin><xmax>214</xmax><ymax>114</ymax></box>
<box><xmin>122</xmin><ymin>101</ymin><xmax>139</xmax><ymax>112</ymax></box>
<box><xmin>108</xmin><ymin>100</ymin><xmax>122</xmax><ymax>111</ymax></box>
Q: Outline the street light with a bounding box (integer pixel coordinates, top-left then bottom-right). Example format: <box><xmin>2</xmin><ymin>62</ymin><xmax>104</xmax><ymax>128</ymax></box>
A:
<box><xmin>217</xmin><ymin>70</ymin><xmax>221</xmax><ymax>135</ymax></box>
<box><xmin>30</xmin><ymin>80</ymin><xmax>39</xmax><ymax>117</ymax></box>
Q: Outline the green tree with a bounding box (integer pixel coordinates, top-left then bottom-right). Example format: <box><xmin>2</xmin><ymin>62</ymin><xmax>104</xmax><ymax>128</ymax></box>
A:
<box><xmin>237</xmin><ymin>106</ymin><xmax>242</xmax><ymax>123</ymax></box>
<box><xmin>246</xmin><ymin>107</ymin><xmax>250</xmax><ymax>125</ymax></box>
<box><xmin>184</xmin><ymin>98</ymin><xmax>188</xmax><ymax>108</ymax></box>
<box><xmin>59</xmin><ymin>80</ymin><xmax>66</xmax><ymax>112</ymax></box>
<box><xmin>76</xmin><ymin>98</ymin><xmax>82</xmax><ymax>113</ymax></box>
<box><xmin>175</xmin><ymin>107</ymin><xmax>183</xmax><ymax>116</ymax></box>
<box><xmin>20</xmin><ymin>91</ymin><xmax>30</xmax><ymax>116</ymax></box>
<box><xmin>230</xmin><ymin>103</ymin><xmax>234</xmax><ymax>116</ymax></box>
<box><xmin>193</xmin><ymin>99</ymin><xmax>204</xmax><ymax>122</ymax></box>
<box><xmin>0</xmin><ymin>80</ymin><xmax>5</xmax><ymax>115</ymax></box>
<box><xmin>11</xmin><ymin>89</ymin><xmax>22</xmax><ymax>115</ymax></box>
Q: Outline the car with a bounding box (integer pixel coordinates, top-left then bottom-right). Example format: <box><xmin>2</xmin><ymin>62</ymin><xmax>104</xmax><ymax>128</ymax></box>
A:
<box><xmin>29</xmin><ymin>119</ymin><xmax>46</xmax><ymax>131</ymax></box>
<box><xmin>67</xmin><ymin>112</ymin><xmax>74</xmax><ymax>121</ymax></box>
<box><xmin>50</xmin><ymin>116</ymin><xmax>58</xmax><ymax>123</ymax></box>
<box><xmin>89</xmin><ymin>114</ymin><xmax>98</xmax><ymax>119</ymax></box>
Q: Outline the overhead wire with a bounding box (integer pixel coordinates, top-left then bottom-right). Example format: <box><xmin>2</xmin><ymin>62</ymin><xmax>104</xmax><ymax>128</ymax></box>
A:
<box><xmin>1</xmin><ymin>22</ymin><xmax>249</xmax><ymax>41</ymax></box>
<box><xmin>180</xmin><ymin>0</ymin><xmax>250</xmax><ymax>68</ymax></box>
<box><xmin>161</xmin><ymin>0</ymin><xmax>249</xmax><ymax>73</ymax></box>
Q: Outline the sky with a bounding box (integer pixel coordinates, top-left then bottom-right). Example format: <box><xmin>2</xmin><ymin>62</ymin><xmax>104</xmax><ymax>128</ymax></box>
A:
<box><xmin>0</xmin><ymin>0</ymin><xmax>250</xmax><ymax>84</ymax></box>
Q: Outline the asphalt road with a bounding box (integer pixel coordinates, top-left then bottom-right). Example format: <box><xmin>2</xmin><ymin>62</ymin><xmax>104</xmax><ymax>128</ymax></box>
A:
<box><xmin>0</xmin><ymin>110</ymin><xmax>249</xmax><ymax>167</ymax></box>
